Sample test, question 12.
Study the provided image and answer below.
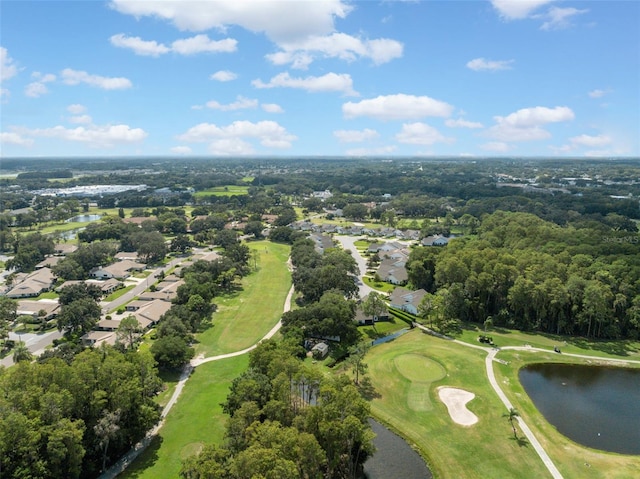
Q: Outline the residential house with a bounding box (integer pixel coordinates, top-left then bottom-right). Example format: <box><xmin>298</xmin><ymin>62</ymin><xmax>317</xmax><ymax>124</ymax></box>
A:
<box><xmin>312</xmin><ymin>189</ymin><xmax>333</xmax><ymax>201</ymax></box>
<box><xmin>91</xmin><ymin>259</ymin><xmax>146</xmax><ymax>280</ymax></box>
<box><xmin>309</xmin><ymin>233</ymin><xmax>335</xmax><ymax>254</ymax></box>
<box><xmin>81</xmin><ymin>330</ymin><xmax>117</xmax><ymax>347</ymax></box>
<box><xmin>16</xmin><ymin>300</ymin><xmax>60</xmax><ymax>321</ymax></box>
<box><xmin>53</xmin><ymin>243</ymin><xmax>78</xmax><ymax>256</ymax></box>
<box><xmin>5</xmin><ymin>268</ymin><xmax>56</xmax><ymax>298</ymax></box>
<box><xmin>115</xmin><ymin>251</ymin><xmax>139</xmax><ymax>261</ymax></box>
<box><xmin>421</xmin><ymin>234</ymin><xmax>451</xmax><ymax>246</ymax></box>
<box><xmin>354</xmin><ymin>298</ymin><xmax>389</xmax><ymax>326</ymax></box>
<box><xmin>377</xmin><ymin>257</ymin><xmax>408</xmax><ymax>285</ymax></box>
<box><xmin>35</xmin><ymin>256</ymin><xmax>63</xmax><ymax>269</ymax></box>
<box><xmin>389</xmin><ymin>287</ymin><xmax>427</xmax><ymax>315</ymax></box>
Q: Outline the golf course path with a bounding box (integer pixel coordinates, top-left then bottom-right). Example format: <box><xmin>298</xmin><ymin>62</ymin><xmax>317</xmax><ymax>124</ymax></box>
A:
<box><xmin>417</xmin><ymin>325</ymin><xmax>640</xmax><ymax>479</ymax></box>
<box><xmin>98</xmin><ymin>283</ymin><xmax>294</xmax><ymax>479</ymax></box>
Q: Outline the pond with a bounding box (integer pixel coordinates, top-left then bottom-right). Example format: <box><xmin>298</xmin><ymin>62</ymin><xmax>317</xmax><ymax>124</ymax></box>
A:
<box><xmin>363</xmin><ymin>419</ymin><xmax>432</xmax><ymax>479</ymax></box>
<box><xmin>66</xmin><ymin>214</ymin><xmax>101</xmax><ymax>223</ymax></box>
<box><xmin>519</xmin><ymin>363</ymin><xmax>640</xmax><ymax>455</ymax></box>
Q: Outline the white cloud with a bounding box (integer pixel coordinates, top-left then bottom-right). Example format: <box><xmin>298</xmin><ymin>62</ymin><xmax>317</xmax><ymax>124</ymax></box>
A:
<box><xmin>171</xmin><ymin>35</ymin><xmax>237</xmax><ymax>55</ymax></box>
<box><xmin>588</xmin><ymin>89</ymin><xmax>609</xmax><ymax>98</ymax></box>
<box><xmin>333</xmin><ymin>128</ymin><xmax>379</xmax><ymax>143</ymax></box>
<box><xmin>445</xmin><ymin>118</ymin><xmax>483</xmax><ymax>129</ymax></box>
<box><xmin>537</xmin><ymin>6</ymin><xmax>588</xmax><ymax>30</ymax></box>
<box><xmin>267</xmin><ymin>33</ymin><xmax>403</xmax><ymax>69</ymax></box>
<box><xmin>491</xmin><ymin>0</ymin><xmax>555</xmax><ymax>20</ymax></box>
<box><xmin>1</xmin><ymin>132</ymin><xmax>33</xmax><ymax>147</ymax></box>
<box><xmin>481</xmin><ymin>141</ymin><xmax>511</xmax><ymax>152</ymax></box>
<box><xmin>205</xmin><ymin>96</ymin><xmax>258</xmax><ymax>111</ymax></box>
<box><xmin>110</xmin><ymin>33</ymin><xmax>170</xmax><ymax>56</ymax></box>
<box><xmin>346</xmin><ymin>145</ymin><xmax>396</xmax><ymax>156</ymax></box>
<box><xmin>569</xmin><ymin>134</ymin><xmax>612</xmax><ymax>147</ymax></box>
<box><xmin>496</xmin><ymin>106</ymin><xmax>574</xmax><ymax>128</ymax></box>
<box><xmin>466</xmin><ymin>57</ymin><xmax>514</xmax><ymax>71</ymax></box>
<box><xmin>343</xmin><ymin>94</ymin><xmax>453</xmax><ymax>121</ymax></box>
<box><xmin>208</xmin><ymin>138</ymin><xmax>255</xmax><ymax>156</ymax></box>
<box><xmin>25</xmin><ymin>73</ymin><xmax>57</xmax><ymax>98</ymax></box>
<box><xmin>110</xmin><ymin>0</ymin><xmax>352</xmax><ymax>43</ymax></box>
<box><xmin>110</xmin><ymin>33</ymin><xmax>236</xmax><ymax>56</ymax></box>
<box><xmin>486</xmin><ymin>106</ymin><xmax>574</xmax><ymax>142</ymax></box>
<box><xmin>19</xmin><ymin>124</ymin><xmax>147</xmax><ymax>148</ymax></box>
<box><xmin>252</xmin><ymin>72</ymin><xmax>357</xmax><ymax>96</ymax></box>
<box><xmin>210</xmin><ymin>70</ymin><xmax>237</xmax><ymax>82</ymax></box>
<box><xmin>61</xmin><ymin>68</ymin><xmax>132</xmax><ymax>90</ymax></box>
<box><xmin>171</xmin><ymin>146</ymin><xmax>193</xmax><ymax>155</ymax></box>
<box><xmin>261</xmin><ymin>103</ymin><xmax>284</xmax><ymax>113</ymax></box>
<box><xmin>25</xmin><ymin>82</ymin><xmax>49</xmax><ymax>98</ymax></box>
<box><xmin>67</xmin><ymin>104</ymin><xmax>87</xmax><ymax>114</ymax></box>
<box><xmin>0</xmin><ymin>47</ymin><xmax>18</xmax><ymax>82</ymax></box>
<box><xmin>177</xmin><ymin>120</ymin><xmax>296</xmax><ymax>150</ymax></box>
<box><xmin>395</xmin><ymin>122</ymin><xmax>453</xmax><ymax>145</ymax></box>
<box><xmin>0</xmin><ymin>88</ymin><xmax>9</xmax><ymax>100</ymax></box>
<box><xmin>69</xmin><ymin>115</ymin><xmax>93</xmax><ymax>124</ymax></box>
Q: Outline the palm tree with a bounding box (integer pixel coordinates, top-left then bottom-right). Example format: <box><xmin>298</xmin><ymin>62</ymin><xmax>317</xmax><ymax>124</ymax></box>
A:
<box><xmin>13</xmin><ymin>341</ymin><xmax>33</xmax><ymax>363</ymax></box>
<box><xmin>505</xmin><ymin>407</ymin><xmax>519</xmax><ymax>439</ymax></box>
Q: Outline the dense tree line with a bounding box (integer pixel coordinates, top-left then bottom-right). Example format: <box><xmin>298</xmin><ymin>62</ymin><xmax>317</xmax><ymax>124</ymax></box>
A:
<box><xmin>180</xmin><ymin>340</ymin><xmax>374</xmax><ymax>479</ymax></box>
<box><xmin>408</xmin><ymin>211</ymin><xmax>640</xmax><ymax>338</ymax></box>
<box><xmin>0</xmin><ymin>346</ymin><xmax>162</xmax><ymax>478</ymax></box>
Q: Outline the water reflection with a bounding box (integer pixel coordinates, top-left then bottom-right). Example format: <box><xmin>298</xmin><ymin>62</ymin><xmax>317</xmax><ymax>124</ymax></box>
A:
<box><xmin>364</xmin><ymin>419</ymin><xmax>432</xmax><ymax>479</ymax></box>
<box><xmin>66</xmin><ymin>214</ymin><xmax>101</xmax><ymax>223</ymax></box>
<box><xmin>519</xmin><ymin>363</ymin><xmax>640</xmax><ymax>454</ymax></box>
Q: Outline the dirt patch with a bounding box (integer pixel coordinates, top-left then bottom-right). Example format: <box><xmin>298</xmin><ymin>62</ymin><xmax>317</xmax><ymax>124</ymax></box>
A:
<box><xmin>437</xmin><ymin>387</ymin><xmax>478</xmax><ymax>426</ymax></box>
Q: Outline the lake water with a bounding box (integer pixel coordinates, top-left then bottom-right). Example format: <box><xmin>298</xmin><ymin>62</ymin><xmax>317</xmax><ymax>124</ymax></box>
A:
<box><xmin>66</xmin><ymin>214</ymin><xmax>101</xmax><ymax>223</ymax></box>
<box><xmin>364</xmin><ymin>419</ymin><xmax>433</xmax><ymax>479</ymax></box>
<box><xmin>519</xmin><ymin>363</ymin><xmax>640</xmax><ymax>454</ymax></box>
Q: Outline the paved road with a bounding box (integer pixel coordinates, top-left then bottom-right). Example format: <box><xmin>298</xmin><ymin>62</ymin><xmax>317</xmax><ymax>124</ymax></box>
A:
<box><xmin>333</xmin><ymin>235</ymin><xmax>375</xmax><ymax>298</ymax></box>
<box><xmin>98</xmin><ymin>283</ymin><xmax>294</xmax><ymax>479</ymax></box>
<box><xmin>1</xmin><ymin>329</ymin><xmax>64</xmax><ymax>367</ymax></box>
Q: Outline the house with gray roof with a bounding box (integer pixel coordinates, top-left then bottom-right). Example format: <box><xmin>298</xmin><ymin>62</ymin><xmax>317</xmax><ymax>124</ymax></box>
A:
<box><xmin>389</xmin><ymin>287</ymin><xmax>427</xmax><ymax>315</ymax></box>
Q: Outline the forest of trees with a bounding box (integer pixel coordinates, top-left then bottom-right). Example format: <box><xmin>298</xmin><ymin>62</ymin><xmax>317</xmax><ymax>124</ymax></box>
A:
<box><xmin>180</xmin><ymin>339</ymin><xmax>374</xmax><ymax>479</ymax></box>
<box><xmin>408</xmin><ymin>211</ymin><xmax>640</xmax><ymax>338</ymax></box>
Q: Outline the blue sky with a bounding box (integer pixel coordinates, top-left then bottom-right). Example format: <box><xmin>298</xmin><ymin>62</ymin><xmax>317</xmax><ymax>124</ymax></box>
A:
<box><xmin>1</xmin><ymin>0</ymin><xmax>638</xmax><ymax>158</ymax></box>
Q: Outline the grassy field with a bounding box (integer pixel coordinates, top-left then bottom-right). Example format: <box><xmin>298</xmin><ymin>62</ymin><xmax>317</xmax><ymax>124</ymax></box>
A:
<box><xmin>193</xmin><ymin>241</ymin><xmax>291</xmax><ymax>357</ymax></box>
<box><xmin>120</xmin><ymin>356</ymin><xmax>248</xmax><ymax>479</ymax></box>
<box><xmin>120</xmin><ymin>240</ymin><xmax>292</xmax><ymax>478</ymax></box>
<box><xmin>366</xmin><ymin>328</ymin><xmax>640</xmax><ymax>479</ymax></box>
<box><xmin>193</xmin><ymin>185</ymin><xmax>250</xmax><ymax>197</ymax></box>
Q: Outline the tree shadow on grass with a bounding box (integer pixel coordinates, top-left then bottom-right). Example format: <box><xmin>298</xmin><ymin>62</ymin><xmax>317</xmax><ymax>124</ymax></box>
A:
<box><xmin>510</xmin><ymin>436</ymin><xmax>529</xmax><ymax>448</ymax></box>
<box><xmin>117</xmin><ymin>435</ymin><xmax>164</xmax><ymax>478</ymax></box>
<box><xmin>358</xmin><ymin>376</ymin><xmax>381</xmax><ymax>400</ymax></box>
<box><xmin>568</xmin><ymin>337</ymin><xmax>639</xmax><ymax>357</ymax></box>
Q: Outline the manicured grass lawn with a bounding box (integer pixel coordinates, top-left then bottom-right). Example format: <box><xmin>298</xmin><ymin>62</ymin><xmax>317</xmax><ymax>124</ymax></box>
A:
<box><xmin>193</xmin><ymin>185</ymin><xmax>249</xmax><ymax>197</ymax></box>
<box><xmin>366</xmin><ymin>330</ymin><xmax>556</xmax><ymax>479</ymax></box>
<box><xmin>120</xmin><ymin>355</ymin><xmax>248</xmax><ymax>479</ymax></box>
<box><xmin>193</xmin><ymin>241</ymin><xmax>291</xmax><ymax>357</ymax></box>
<box><xmin>103</xmin><ymin>284</ymin><xmax>135</xmax><ymax>302</ymax></box>
<box><xmin>358</xmin><ymin>318</ymin><xmax>407</xmax><ymax>340</ymax></box>
<box><xmin>455</xmin><ymin>323</ymin><xmax>640</xmax><ymax>360</ymax></box>
<box><xmin>367</xmin><ymin>328</ymin><xmax>640</xmax><ymax>479</ymax></box>
<box><xmin>363</xmin><ymin>276</ymin><xmax>395</xmax><ymax>293</ymax></box>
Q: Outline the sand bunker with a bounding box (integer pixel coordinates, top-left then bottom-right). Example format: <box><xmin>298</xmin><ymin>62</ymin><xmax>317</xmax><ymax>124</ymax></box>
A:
<box><xmin>437</xmin><ymin>387</ymin><xmax>478</xmax><ymax>426</ymax></box>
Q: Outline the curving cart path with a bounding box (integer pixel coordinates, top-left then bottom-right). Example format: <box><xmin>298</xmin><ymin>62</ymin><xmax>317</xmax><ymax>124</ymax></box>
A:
<box><xmin>418</xmin><ymin>325</ymin><xmax>640</xmax><ymax>479</ymax></box>
<box><xmin>99</xmin><ymin>283</ymin><xmax>294</xmax><ymax>479</ymax></box>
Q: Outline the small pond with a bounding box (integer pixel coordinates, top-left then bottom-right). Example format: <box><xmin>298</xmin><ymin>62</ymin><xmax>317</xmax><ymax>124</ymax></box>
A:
<box><xmin>66</xmin><ymin>214</ymin><xmax>101</xmax><ymax>223</ymax></box>
<box><xmin>519</xmin><ymin>363</ymin><xmax>640</xmax><ymax>454</ymax></box>
<box><xmin>363</xmin><ymin>419</ymin><xmax>432</xmax><ymax>479</ymax></box>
